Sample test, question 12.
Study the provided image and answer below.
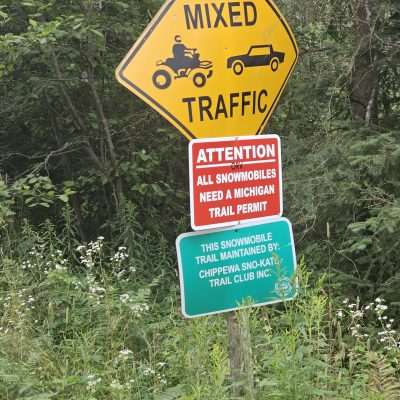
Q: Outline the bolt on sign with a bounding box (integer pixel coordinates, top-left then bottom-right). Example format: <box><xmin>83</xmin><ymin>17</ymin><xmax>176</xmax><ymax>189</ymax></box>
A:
<box><xmin>189</xmin><ymin>135</ymin><xmax>282</xmax><ymax>230</ymax></box>
<box><xmin>115</xmin><ymin>0</ymin><xmax>298</xmax><ymax>140</ymax></box>
<box><xmin>176</xmin><ymin>218</ymin><xmax>297</xmax><ymax>318</ymax></box>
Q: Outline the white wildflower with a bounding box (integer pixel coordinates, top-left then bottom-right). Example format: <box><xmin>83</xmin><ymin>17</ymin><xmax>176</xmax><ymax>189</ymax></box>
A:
<box><xmin>110</xmin><ymin>380</ymin><xmax>124</xmax><ymax>390</ymax></box>
<box><xmin>120</xmin><ymin>294</ymin><xmax>130</xmax><ymax>303</ymax></box>
<box><xmin>143</xmin><ymin>367</ymin><xmax>155</xmax><ymax>376</ymax></box>
<box><xmin>119</xmin><ymin>349</ymin><xmax>133</xmax><ymax>357</ymax></box>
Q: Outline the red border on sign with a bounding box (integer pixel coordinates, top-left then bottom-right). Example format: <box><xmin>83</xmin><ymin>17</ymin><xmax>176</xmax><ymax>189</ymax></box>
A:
<box><xmin>189</xmin><ymin>135</ymin><xmax>283</xmax><ymax>231</ymax></box>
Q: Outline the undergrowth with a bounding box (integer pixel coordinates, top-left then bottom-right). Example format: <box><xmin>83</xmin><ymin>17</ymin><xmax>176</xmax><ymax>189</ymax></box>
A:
<box><xmin>0</xmin><ymin>221</ymin><xmax>399</xmax><ymax>400</ymax></box>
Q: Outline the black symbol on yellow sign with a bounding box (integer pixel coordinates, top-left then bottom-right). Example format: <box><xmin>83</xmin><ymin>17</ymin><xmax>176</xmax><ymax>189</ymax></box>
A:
<box><xmin>227</xmin><ymin>44</ymin><xmax>285</xmax><ymax>75</ymax></box>
<box><xmin>152</xmin><ymin>35</ymin><xmax>213</xmax><ymax>90</ymax></box>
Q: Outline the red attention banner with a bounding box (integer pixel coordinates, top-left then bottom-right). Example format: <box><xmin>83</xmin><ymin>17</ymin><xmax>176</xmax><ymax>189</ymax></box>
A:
<box><xmin>189</xmin><ymin>135</ymin><xmax>282</xmax><ymax>231</ymax></box>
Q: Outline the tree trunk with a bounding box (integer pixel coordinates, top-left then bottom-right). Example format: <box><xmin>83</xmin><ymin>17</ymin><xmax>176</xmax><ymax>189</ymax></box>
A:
<box><xmin>45</xmin><ymin>93</ymin><xmax>87</xmax><ymax>241</ymax></box>
<box><xmin>350</xmin><ymin>0</ymin><xmax>379</xmax><ymax>124</ymax></box>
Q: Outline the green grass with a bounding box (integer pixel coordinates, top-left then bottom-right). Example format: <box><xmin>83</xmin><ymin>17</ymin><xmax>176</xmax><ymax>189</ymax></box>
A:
<box><xmin>0</xmin><ymin>227</ymin><xmax>399</xmax><ymax>400</ymax></box>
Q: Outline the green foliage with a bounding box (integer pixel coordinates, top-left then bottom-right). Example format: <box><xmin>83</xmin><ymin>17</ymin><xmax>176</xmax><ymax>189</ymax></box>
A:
<box><xmin>12</xmin><ymin>174</ymin><xmax>75</xmax><ymax>208</ymax></box>
<box><xmin>367</xmin><ymin>353</ymin><xmax>400</xmax><ymax>400</ymax></box>
<box><xmin>0</xmin><ymin>0</ymin><xmax>182</xmax><ymax>237</ymax></box>
<box><xmin>1</xmin><ymin>1</ymin><xmax>400</xmax><ymax>398</ymax></box>
<box><xmin>281</xmin><ymin>125</ymin><xmax>400</xmax><ymax>310</ymax></box>
<box><xmin>0</xmin><ymin>178</ymin><xmax>15</xmax><ymax>228</ymax></box>
<box><xmin>0</xmin><ymin>221</ymin><xmax>174</xmax><ymax>399</ymax></box>
<box><xmin>1</xmin><ymin>230</ymin><xmax>399</xmax><ymax>399</ymax></box>
<box><xmin>0</xmin><ymin>174</ymin><xmax>77</xmax><ymax>229</ymax></box>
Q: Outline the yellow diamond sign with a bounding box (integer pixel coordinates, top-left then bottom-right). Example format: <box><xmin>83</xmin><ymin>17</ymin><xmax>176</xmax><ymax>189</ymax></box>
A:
<box><xmin>116</xmin><ymin>0</ymin><xmax>298</xmax><ymax>140</ymax></box>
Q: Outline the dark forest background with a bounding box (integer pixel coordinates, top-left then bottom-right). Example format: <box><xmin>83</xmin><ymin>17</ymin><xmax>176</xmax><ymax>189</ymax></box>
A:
<box><xmin>0</xmin><ymin>1</ymin><xmax>399</xmax><ymax>399</ymax></box>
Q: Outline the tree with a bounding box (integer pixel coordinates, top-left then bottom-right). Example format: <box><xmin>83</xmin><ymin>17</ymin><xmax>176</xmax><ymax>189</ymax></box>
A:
<box><xmin>0</xmin><ymin>0</ymin><xmax>186</xmax><ymax>237</ymax></box>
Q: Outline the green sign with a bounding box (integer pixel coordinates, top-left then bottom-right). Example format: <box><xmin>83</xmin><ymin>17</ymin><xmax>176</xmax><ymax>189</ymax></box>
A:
<box><xmin>176</xmin><ymin>218</ymin><xmax>297</xmax><ymax>318</ymax></box>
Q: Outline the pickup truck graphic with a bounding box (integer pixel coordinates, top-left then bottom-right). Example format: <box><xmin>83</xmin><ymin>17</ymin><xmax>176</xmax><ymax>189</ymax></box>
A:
<box><xmin>227</xmin><ymin>45</ymin><xmax>285</xmax><ymax>75</ymax></box>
